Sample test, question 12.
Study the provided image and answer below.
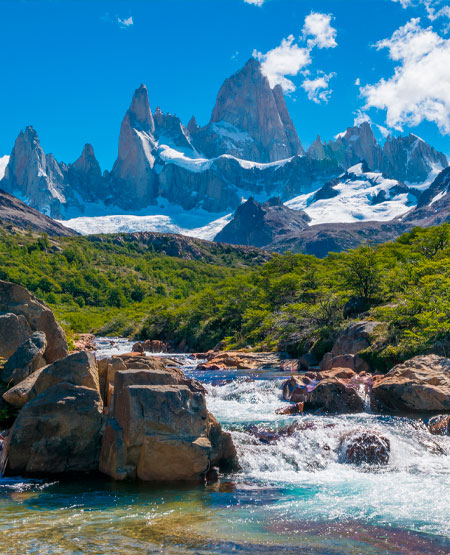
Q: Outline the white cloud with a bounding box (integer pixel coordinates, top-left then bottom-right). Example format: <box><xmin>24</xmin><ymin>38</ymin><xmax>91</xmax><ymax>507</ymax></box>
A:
<box><xmin>301</xmin><ymin>72</ymin><xmax>335</xmax><ymax>103</ymax></box>
<box><xmin>253</xmin><ymin>36</ymin><xmax>311</xmax><ymax>93</ymax></box>
<box><xmin>355</xmin><ymin>77</ymin><xmax>361</xmax><ymax>86</ymax></box>
<box><xmin>253</xmin><ymin>12</ymin><xmax>337</xmax><ymax>99</ymax></box>
<box><xmin>361</xmin><ymin>18</ymin><xmax>450</xmax><ymax>133</ymax></box>
<box><xmin>303</xmin><ymin>12</ymin><xmax>337</xmax><ymax>49</ymax></box>
<box><xmin>377</xmin><ymin>124</ymin><xmax>391</xmax><ymax>138</ymax></box>
<box><xmin>353</xmin><ymin>110</ymin><xmax>371</xmax><ymax>126</ymax></box>
<box><xmin>118</xmin><ymin>16</ymin><xmax>133</xmax><ymax>28</ymax></box>
<box><xmin>244</xmin><ymin>0</ymin><xmax>265</xmax><ymax>5</ymax></box>
<box><xmin>392</xmin><ymin>0</ymin><xmax>450</xmax><ymax>20</ymax></box>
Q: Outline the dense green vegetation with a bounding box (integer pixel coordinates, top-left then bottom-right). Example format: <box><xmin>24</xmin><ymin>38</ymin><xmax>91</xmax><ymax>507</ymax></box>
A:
<box><xmin>0</xmin><ymin>228</ymin><xmax>261</xmax><ymax>340</ymax></box>
<box><xmin>140</xmin><ymin>224</ymin><xmax>450</xmax><ymax>369</ymax></box>
<box><xmin>1</xmin><ymin>224</ymin><xmax>450</xmax><ymax>370</ymax></box>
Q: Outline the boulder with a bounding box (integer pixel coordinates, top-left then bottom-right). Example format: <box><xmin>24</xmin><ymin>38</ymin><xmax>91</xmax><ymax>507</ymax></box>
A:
<box><xmin>31</xmin><ymin>351</ymin><xmax>99</xmax><ymax>398</ymax></box>
<box><xmin>372</xmin><ymin>355</ymin><xmax>450</xmax><ymax>412</ymax></box>
<box><xmin>0</xmin><ymin>312</ymin><xmax>31</xmax><ymax>359</ymax></box>
<box><xmin>100</xmin><ymin>368</ymin><xmax>237</xmax><ymax>482</ymax></box>
<box><xmin>0</xmin><ymin>280</ymin><xmax>68</xmax><ymax>363</ymax></box>
<box><xmin>3</xmin><ymin>383</ymin><xmax>103</xmax><ymax>475</ymax></box>
<box><xmin>97</xmin><ymin>354</ymin><xmax>182</xmax><ymax>405</ymax></box>
<box><xmin>275</xmin><ymin>402</ymin><xmax>304</xmax><ymax>415</ymax></box>
<box><xmin>308</xmin><ymin>379</ymin><xmax>365</xmax><ymax>413</ymax></box>
<box><xmin>197</xmin><ymin>351</ymin><xmax>282</xmax><ymax>371</ymax></box>
<box><xmin>2</xmin><ymin>367</ymin><xmax>46</xmax><ymax>408</ymax></box>
<box><xmin>427</xmin><ymin>415</ymin><xmax>450</xmax><ymax>436</ymax></box>
<box><xmin>338</xmin><ymin>431</ymin><xmax>390</xmax><ymax>465</ymax></box>
<box><xmin>320</xmin><ymin>352</ymin><xmax>333</xmax><ymax>371</ymax></box>
<box><xmin>332</xmin><ymin>321</ymin><xmax>379</xmax><ymax>357</ymax></box>
<box><xmin>1</xmin><ymin>332</ymin><xmax>47</xmax><ymax>384</ymax></box>
<box><xmin>282</xmin><ymin>368</ymin><xmax>366</xmax><ymax>413</ymax></box>
<box><xmin>331</xmin><ymin>354</ymin><xmax>369</xmax><ymax>373</ymax></box>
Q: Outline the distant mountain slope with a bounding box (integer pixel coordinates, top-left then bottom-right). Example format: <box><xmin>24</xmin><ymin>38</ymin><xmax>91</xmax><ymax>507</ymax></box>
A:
<box><xmin>0</xmin><ymin>189</ymin><xmax>76</xmax><ymax>236</ymax></box>
<box><xmin>308</xmin><ymin>122</ymin><xmax>447</xmax><ymax>183</ymax></box>
<box><xmin>215</xmin><ymin>197</ymin><xmax>310</xmax><ymax>248</ymax></box>
<box><xmin>286</xmin><ymin>162</ymin><xmax>420</xmax><ymax>225</ymax></box>
<box><xmin>1</xmin><ymin>58</ymin><xmax>446</xmax><ymax>226</ymax></box>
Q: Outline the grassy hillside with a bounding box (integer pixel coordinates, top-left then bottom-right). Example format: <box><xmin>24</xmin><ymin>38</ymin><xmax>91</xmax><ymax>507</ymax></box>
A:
<box><xmin>1</xmin><ymin>224</ymin><xmax>450</xmax><ymax>370</ymax></box>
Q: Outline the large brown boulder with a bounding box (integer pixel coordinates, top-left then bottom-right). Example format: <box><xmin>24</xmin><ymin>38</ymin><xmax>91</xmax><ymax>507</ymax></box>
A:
<box><xmin>0</xmin><ymin>312</ymin><xmax>31</xmax><ymax>359</ymax></box>
<box><xmin>3</xmin><ymin>383</ymin><xmax>103</xmax><ymax>475</ymax></box>
<box><xmin>100</xmin><ymin>368</ymin><xmax>237</xmax><ymax>482</ymax></box>
<box><xmin>372</xmin><ymin>355</ymin><xmax>450</xmax><ymax>412</ymax></box>
<box><xmin>0</xmin><ymin>280</ymin><xmax>68</xmax><ymax>363</ymax></box>
<box><xmin>1</xmin><ymin>332</ymin><xmax>47</xmax><ymax>384</ymax></box>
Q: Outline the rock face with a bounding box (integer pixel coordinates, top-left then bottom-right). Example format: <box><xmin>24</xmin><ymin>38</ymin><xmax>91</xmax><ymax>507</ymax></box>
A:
<box><xmin>67</xmin><ymin>144</ymin><xmax>105</xmax><ymax>203</ymax></box>
<box><xmin>372</xmin><ymin>355</ymin><xmax>450</xmax><ymax>412</ymax></box>
<box><xmin>0</xmin><ymin>127</ymin><xmax>104</xmax><ymax>219</ymax></box>
<box><xmin>0</xmin><ymin>280</ymin><xmax>68</xmax><ymax>363</ymax></box>
<box><xmin>0</xmin><ymin>126</ymin><xmax>68</xmax><ymax>218</ymax></box>
<box><xmin>215</xmin><ymin>197</ymin><xmax>310</xmax><ymax>248</ymax></box>
<box><xmin>307</xmin><ymin>122</ymin><xmax>447</xmax><ymax>183</ymax></box>
<box><xmin>3</xmin><ymin>351</ymin><xmax>103</xmax><ymax>475</ymax></box>
<box><xmin>0</xmin><ymin>189</ymin><xmax>76</xmax><ymax>236</ymax></box>
<box><xmin>110</xmin><ymin>84</ymin><xmax>158</xmax><ymax>208</ymax></box>
<box><xmin>193</xmin><ymin>58</ymin><xmax>304</xmax><ymax>163</ymax></box>
<box><xmin>99</xmin><ymin>368</ymin><xmax>237</xmax><ymax>481</ymax></box>
<box><xmin>1</xmin><ymin>332</ymin><xmax>47</xmax><ymax>385</ymax></box>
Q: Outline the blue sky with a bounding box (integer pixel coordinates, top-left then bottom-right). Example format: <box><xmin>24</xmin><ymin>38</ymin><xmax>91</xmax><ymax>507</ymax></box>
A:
<box><xmin>2</xmin><ymin>0</ymin><xmax>450</xmax><ymax>169</ymax></box>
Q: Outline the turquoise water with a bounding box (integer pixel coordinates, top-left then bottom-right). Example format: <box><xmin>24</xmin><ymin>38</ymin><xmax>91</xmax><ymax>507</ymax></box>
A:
<box><xmin>0</xmin><ymin>339</ymin><xmax>449</xmax><ymax>554</ymax></box>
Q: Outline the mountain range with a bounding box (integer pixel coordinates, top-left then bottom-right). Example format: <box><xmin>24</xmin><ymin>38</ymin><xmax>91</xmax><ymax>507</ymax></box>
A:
<box><xmin>0</xmin><ymin>57</ymin><xmax>449</xmax><ymax>254</ymax></box>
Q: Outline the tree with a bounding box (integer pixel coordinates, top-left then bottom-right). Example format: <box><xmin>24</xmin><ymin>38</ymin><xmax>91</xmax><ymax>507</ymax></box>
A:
<box><xmin>343</xmin><ymin>245</ymin><xmax>381</xmax><ymax>301</ymax></box>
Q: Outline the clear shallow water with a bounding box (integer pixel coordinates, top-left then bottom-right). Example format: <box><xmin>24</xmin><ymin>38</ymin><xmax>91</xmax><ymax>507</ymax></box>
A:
<box><xmin>0</xmin><ymin>338</ymin><xmax>449</xmax><ymax>554</ymax></box>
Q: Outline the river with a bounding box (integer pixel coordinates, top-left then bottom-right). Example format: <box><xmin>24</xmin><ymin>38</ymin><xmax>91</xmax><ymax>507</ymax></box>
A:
<box><xmin>0</xmin><ymin>338</ymin><xmax>449</xmax><ymax>554</ymax></box>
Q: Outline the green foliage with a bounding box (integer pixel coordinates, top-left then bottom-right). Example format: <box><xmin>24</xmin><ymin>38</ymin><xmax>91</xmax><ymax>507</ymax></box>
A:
<box><xmin>2</xmin><ymin>223</ymin><xmax>450</xmax><ymax>370</ymax></box>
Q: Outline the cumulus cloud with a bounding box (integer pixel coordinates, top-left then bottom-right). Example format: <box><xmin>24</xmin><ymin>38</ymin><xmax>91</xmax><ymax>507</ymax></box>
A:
<box><xmin>253</xmin><ymin>36</ymin><xmax>311</xmax><ymax>93</ymax></box>
<box><xmin>353</xmin><ymin>110</ymin><xmax>371</xmax><ymax>126</ymax></box>
<box><xmin>303</xmin><ymin>12</ymin><xmax>337</xmax><ymax>49</ymax></box>
<box><xmin>244</xmin><ymin>0</ymin><xmax>265</xmax><ymax>5</ymax></box>
<box><xmin>253</xmin><ymin>12</ymin><xmax>337</xmax><ymax>100</ymax></box>
<box><xmin>361</xmin><ymin>18</ymin><xmax>450</xmax><ymax>133</ymax></box>
<box><xmin>301</xmin><ymin>72</ymin><xmax>335</xmax><ymax>103</ymax></box>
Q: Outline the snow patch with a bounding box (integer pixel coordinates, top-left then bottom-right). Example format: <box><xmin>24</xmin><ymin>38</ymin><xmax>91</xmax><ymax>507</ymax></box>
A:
<box><xmin>286</xmin><ymin>169</ymin><xmax>416</xmax><ymax>224</ymax></box>
<box><xmin>58</xmin><ymin>206</ymin><xmax>233</xmax><ymax>241</ymax></box>
<box><xmin>0</xmin><ymin>155</ymin><xmax>9</xmax><ymax>180</ymax></box>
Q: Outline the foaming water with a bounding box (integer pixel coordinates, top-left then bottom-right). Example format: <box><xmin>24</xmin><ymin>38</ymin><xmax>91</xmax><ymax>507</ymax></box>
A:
<box><xmin>1</xmin><ymin>340</ymin><xmax>448</xmax><ymax>553</ymax></box>
<box><xmin>206</xmin><ymin>374</ymin><xmax>450</xmax><ymax>539</ymax></box>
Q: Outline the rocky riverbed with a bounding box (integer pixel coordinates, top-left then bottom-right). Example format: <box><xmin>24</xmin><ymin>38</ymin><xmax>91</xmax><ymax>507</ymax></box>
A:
<box><xmin>0</xmin><ymin>282</ymin><xmax>449</xmax><ymax>552</ymax></box>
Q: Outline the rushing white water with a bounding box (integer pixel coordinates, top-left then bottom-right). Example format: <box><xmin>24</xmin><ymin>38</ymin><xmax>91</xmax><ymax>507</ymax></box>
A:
<box><xmin>204</xmin><ymin>376</ymin><xmax>450</xmax><ymax>537</ymax></box>
<box><xmin>24</xmin><ymin>337</ymin><xmax>442</xmax><ymax>547</ymax></box>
